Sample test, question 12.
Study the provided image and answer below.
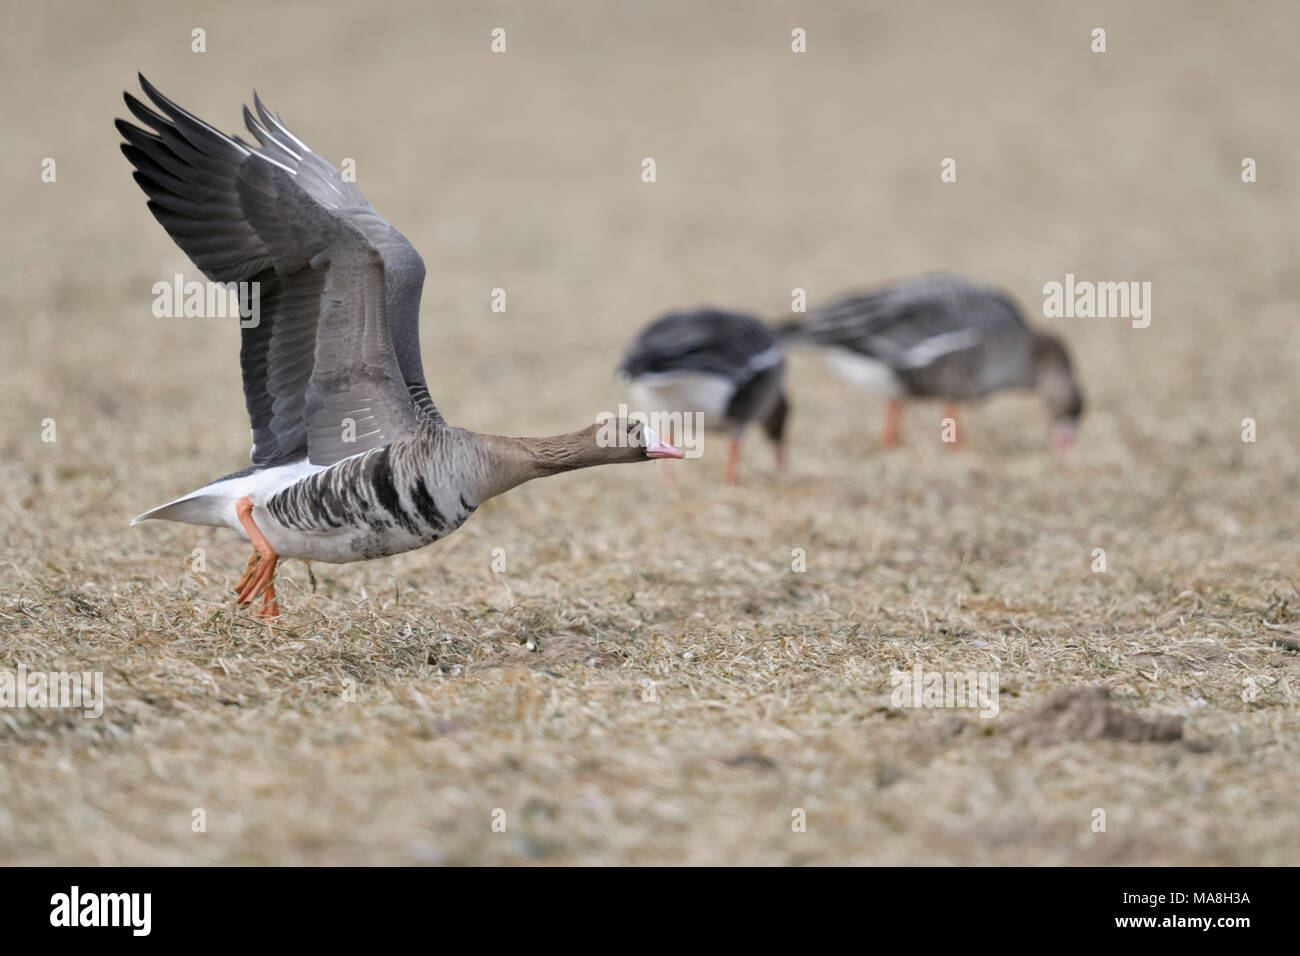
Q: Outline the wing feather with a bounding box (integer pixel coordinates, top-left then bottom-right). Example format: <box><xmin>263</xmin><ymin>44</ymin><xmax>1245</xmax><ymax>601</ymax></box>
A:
<box><xmin>117</xmin><ymin>76</ymin><xmax>438</xmax><ymax>464</ymax></box>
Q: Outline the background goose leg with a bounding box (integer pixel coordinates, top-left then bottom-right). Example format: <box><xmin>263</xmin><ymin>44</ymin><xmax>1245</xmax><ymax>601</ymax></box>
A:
<box><xmin>882</xmin><ymin>398</ymin><xmax>903</xmax><ymax>447</ymax></box>
<box><xmin>724</xmin><ymin>436</ymin><xmax>742</xmax><ymax>484</ymax></box>
<box><xmin>942</xmin><ymin>402</ymin><xmax>960</xmax><ymax>448</ymax></box>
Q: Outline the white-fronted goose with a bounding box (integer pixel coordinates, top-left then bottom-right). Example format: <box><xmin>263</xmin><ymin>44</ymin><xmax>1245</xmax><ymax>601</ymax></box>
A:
<box><xmin>118</xmin><ymin>76</ymin><xmax>682</xmax><ymax>616</ymax></box>
<box><xmin>779</xmin><ymin>274</ymin><xmax>1083</xmax><ymax>449</ymax></box>
<box><xmin>618</xmin><ymin>309</ymin><xmax>788</xmax><ymax>483</ymax></box>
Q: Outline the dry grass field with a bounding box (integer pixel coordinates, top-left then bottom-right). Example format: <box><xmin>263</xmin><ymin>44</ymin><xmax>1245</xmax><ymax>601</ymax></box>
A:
<box><xmin>2</xmin><ymin>0</ymin><xmax>1298</xmax><ymax>865</ymax></box>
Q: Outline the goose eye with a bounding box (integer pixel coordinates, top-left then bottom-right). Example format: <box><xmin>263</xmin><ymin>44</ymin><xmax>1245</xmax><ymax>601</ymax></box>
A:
<box><xmin>626</xmin><ymin>422</ymin><xmax>639</xmax><ymax>436</ymax></box>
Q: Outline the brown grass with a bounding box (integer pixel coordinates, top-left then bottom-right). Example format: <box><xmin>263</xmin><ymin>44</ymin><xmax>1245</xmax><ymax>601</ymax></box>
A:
<box><xmin>1</xmin><ymin>0</ymin><xmax>1298</xmax><ymax>864</ymax></box>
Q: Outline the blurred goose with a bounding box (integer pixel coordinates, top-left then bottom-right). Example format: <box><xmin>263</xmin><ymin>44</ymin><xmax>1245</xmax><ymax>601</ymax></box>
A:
<box><xmin>118</xmin><ymin>76</ymin><xmax>681</xmax><ymax>617</ymax></box>
<box><xmin>779</xmin><ymin>274</ymin><xmax>1083</xmax><ymax>449</ymax></box>
<box><xmin>618</xmin><ymin>309</ymin><xmax>789</xmax><ymax>483</ymax></box>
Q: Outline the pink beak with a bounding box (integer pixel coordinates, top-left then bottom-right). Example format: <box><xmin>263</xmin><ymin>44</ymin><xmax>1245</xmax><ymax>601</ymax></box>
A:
<box><xmin>645</xmin><ymin>430</ymin><xmax>685</xmax><ymax>460</ymax></box>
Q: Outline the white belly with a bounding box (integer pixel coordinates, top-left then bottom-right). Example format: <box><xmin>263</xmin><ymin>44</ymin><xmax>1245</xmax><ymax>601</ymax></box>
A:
<box><xmin>253</xmin><ymin>513</ymin><xmax>432</xmax><ymax>563</ymax></box>
<box><xmin>823</xmin><ymin>348</ymin><xmax>906</xmax><ymax>398</ymax></box>
<box><xmin>629</xmin><ymin>372</ymin><xmax>735</xmax><ymax>428</ymax></box>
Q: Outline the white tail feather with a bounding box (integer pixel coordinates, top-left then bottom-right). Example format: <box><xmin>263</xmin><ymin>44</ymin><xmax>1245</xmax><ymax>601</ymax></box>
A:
<box><xmin>130</xmin><ymin>493</ymin><xmax>231</xmax><ymax>528</ymax></box>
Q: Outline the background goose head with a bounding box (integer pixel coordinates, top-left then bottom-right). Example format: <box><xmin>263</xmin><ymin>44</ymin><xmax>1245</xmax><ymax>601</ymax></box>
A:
<box><xmin>760</xmin><ymin>392</ymin><xmax>791</xmax><ymax>468</ymax></box>
<box><xmin>1032</xmin><ymin>332</ymin><xmax>1086</xmax><ymax>450</ymax></box>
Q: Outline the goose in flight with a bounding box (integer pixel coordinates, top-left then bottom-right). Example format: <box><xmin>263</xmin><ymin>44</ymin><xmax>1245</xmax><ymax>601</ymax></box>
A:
<box><xmin>618</xmin><ymin>309</ymin><xmax>789</xmax><ymax>483</ymax></box>
<box><xmin>117</xmin><ymin>76</ymin><xmax>682</xmax><ymax>616</ymax></box>
<box><xmin>779</xmin><ymin>274</ymin><xmax>1083</xmax><ymax>449</ymax></box>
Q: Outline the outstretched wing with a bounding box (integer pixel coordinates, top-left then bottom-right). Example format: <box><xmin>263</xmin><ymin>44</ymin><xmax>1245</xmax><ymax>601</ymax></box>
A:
<box><xmin>116</xmin><ymin>75</ymin><xmax>439</xmax><ymax>467</ymax></box>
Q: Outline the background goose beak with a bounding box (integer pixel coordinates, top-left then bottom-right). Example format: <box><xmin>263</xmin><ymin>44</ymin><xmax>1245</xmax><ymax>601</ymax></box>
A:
<box><xmin>1052</xmin><ymin>420</ymin><xmax>1078</xmax><ymax>452</ymax></box>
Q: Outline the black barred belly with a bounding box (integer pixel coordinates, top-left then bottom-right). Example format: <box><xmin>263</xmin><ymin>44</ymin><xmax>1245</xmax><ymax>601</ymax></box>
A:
<box><xmin>265</xmin><ymin>446</ymin><xmax>477</xmax><ymax>561</ymax></box>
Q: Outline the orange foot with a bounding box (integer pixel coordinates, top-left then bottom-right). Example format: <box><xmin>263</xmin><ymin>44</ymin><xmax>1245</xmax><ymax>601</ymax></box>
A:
<box><xmin>233</xmin><ymin>550</ymin><xmax>260</xmax><ymax>596</ymax></box>
<box><xmin>234</xmin><ymin>495</ymin><xmax>280</xmax><ymax>618</ymax></box>
<box><xmin>257</xmin><ymin>582</ymin><xmax>279</xmax><ymax>619</ymax></box>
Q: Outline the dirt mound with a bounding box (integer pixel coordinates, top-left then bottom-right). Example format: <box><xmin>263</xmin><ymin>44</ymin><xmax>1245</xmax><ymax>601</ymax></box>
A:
<box><xmin>1005</xmin><ymin>686</ymin><xmax>1183</xmax><ymax>745</ymax></box>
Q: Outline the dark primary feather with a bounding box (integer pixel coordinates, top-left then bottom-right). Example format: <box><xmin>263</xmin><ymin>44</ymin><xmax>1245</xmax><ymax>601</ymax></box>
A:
<box><xmin>788</xmin><ymin>274</ymin><xmax>1037</xmax><ymax>399</ymax></box>
<box><xmin>618</xmin><ymin>309</ymin><xmax>780</xmax><ymax>383</ymax></box>
<box><xmin>116</xmin><ymin>75</ymin><xmax>440</xmax><ymax>468</ymax></box>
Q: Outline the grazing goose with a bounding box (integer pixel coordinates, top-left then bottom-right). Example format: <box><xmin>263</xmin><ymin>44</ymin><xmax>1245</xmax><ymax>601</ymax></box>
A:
<box><xmin>117</xmin><ymin>76</ymin><xmax>682</xmax><ymax>617</ymax></box>
<box><xmin>779</xmin><ymin>274</ymin><xmax>1083</xmax><ymax>449</ymax></box>
<box><xmin>618</xmin><ymin>309</ymin><xmax>789</xmax><ymax>483</ymax></box>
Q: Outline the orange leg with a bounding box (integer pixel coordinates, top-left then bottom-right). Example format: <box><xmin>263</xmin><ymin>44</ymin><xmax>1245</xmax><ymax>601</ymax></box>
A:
<box><xmin>882</xmin><ymin>399</ymin><xmax>903</xmax><ymax>448</ymax></box>
<box><xmin>772</xmin><ymin>441</ymin><xmax>786</xmax><ymax>471</ymax></box>
<box><xmin>942</xmin><ymin>402</ymin><xmax>960</xmax><ymax>448</ymax></box>
<box><xmin>234</xmin><ymin>495</ymin><xmax>279</xmax><ymax>616</ymax></box>
<box><xmin>724</xmin><ymin>436</ymin><xmax>742</xmax><ymax>484</ymax></box>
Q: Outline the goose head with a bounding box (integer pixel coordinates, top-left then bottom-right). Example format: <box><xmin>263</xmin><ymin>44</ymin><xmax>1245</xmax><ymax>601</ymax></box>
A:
<box><xmin>761</xmin><ymin>392</ymin><xmax>791</xmax><ymax>468</ymax></box>
<box><xmin>596</xmin><ymin>417</ymin><xmax>685</xmax><ymax>462</ymax></box>
<box><xmin>518</xmin><ymin>417</ymin><xmax>683</xmax><ymax>477</ymax></box>
<box><xmin>1032</xmin><ymin>333</ymin><xmax>1085</xmax><ymax>450</ymax></box>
